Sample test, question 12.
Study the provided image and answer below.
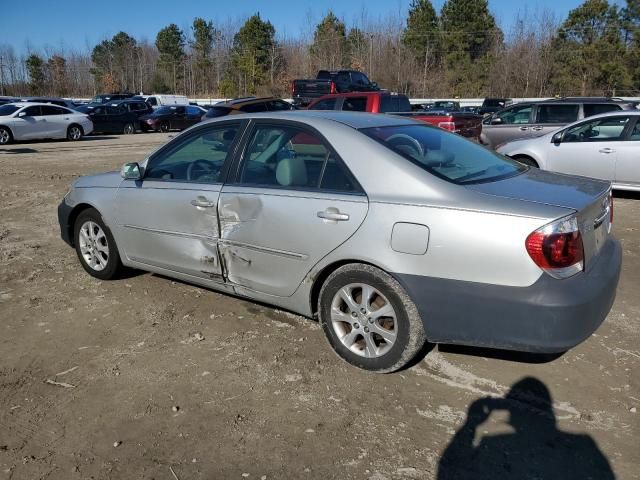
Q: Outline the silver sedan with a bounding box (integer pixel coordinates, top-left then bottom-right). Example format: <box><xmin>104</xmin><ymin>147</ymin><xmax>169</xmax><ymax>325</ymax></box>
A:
<box><xmin>58</xmin><ymin>111</ymin><xmax>621</xmax><ymax>372</ymax></box>
<box><xmin>497</xmin><ymin>111</ymin><xmax>640</xmax><ymax>191</ymax></box>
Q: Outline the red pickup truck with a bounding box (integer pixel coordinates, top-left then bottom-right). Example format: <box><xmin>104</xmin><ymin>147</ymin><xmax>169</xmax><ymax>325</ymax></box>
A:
<box><xmin>307</xmin><ymin>92</ymin><xmax>482</xmax><ymax>140</ymax></box>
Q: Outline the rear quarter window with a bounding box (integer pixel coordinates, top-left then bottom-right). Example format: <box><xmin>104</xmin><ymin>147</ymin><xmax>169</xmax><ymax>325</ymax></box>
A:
<box><xmin>584</xmin><ymin>104</ymin><xmax>622</xmax><ymax>117</ymax></box>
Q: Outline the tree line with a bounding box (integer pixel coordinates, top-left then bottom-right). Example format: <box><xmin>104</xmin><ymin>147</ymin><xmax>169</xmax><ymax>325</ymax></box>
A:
<box><xmin>1</xmin><ymin>0</ymin><xmax>638</xmax><ymax>99</ymax></box>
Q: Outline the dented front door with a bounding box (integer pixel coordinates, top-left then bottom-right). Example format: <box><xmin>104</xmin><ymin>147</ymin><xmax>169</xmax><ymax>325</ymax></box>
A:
<box><xmin>114</xmin><ymin>181</ymin><xmax>224</xmax><ymax>281</ymax></box>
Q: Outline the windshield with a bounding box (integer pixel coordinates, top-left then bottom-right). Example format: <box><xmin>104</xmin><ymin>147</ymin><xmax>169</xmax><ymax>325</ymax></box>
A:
<box><xmin>361</xmin><ymin>124</ymin><xmax>525</xmax><ymax>185</ymax></box>
<box><xmin>0</xmin><ymin>105</ymin><xmax>20</xmax><ymax>116</ymax></box>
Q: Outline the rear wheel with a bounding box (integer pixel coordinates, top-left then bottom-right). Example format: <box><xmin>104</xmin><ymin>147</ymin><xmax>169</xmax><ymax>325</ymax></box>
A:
<box><xmin>0</xmin><ymin>126</ymin><xmax>12</xmax><ymax>145</ymax></box>
<box><xmin>73</xmin><ymin>208</ymin><xmax>123</xmax><ymax>280</ymax></box>
<box><xmin>67</xmin><ymin>124</ymin><xmax>83</xmax><ymax>141</ymax></box>
<box><xmin>514</xmin><ymin>155</ymin><xmax>539</xmax><ymax>168</ymax></box>
<box><xmin>319</xmin><ymin>264</ymin><xmax>427</xmax><ymax>373</ymax></box>
<box><xmin>123</xmin><ymin>122</ymin><xmax>135</xmax><ymax>135</ymax></box>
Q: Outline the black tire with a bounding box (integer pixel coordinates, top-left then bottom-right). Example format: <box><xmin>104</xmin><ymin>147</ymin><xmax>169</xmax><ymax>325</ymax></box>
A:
<box><xmin>0</xmin><ymin>126</ymin><xmax>12</xmax><ymax>145</ymax></box>
<box><xmin>73</xmin><ymin>208</ymin><xmax>123</xmax><ymax>280</ymax></box>
<box><xmin>123</xmin><ymin>122</ymin><xmax>135</xmax><ymax>135</ymax></box>
<box><xmin>514</xmin><ymin>155</ymin><xmax>539</xmax><ymax>168</ymax></box>
<box><xmin>318</xmin><ymin>264</ymin><xmax>427</xmax><ymax>373</ymax></box>
<box><xmin>159</xmin><ymin>122</ymin><xmax>169</xmax><ymax>133</ymax></box>
<box><xmin>67</xmin><ymin>124</ymin><xmax>83</xmax><ymax>141</ymax></box>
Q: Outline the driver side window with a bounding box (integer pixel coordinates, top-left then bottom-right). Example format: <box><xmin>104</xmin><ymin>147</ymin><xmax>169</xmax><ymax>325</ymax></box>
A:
<box><xmin>145</xmin><ymin>123</ymin><xmax>241</xmax><ymax>183</ymax></box>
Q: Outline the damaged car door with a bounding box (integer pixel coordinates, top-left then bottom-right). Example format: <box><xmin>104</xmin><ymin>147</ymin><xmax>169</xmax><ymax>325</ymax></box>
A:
<box><xmin>114</xmin><ymin>122</ymin><xmax>243</xmax><ymax>281</ymax></box>
<box><xmin>218</xmin><ymin>121</ymin><xmax>368</xmax><ymax>296</ymax></box>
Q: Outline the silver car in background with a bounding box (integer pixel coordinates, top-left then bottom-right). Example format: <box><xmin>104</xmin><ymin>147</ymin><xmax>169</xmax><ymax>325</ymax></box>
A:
<box><xmin>58</xmin><ymin>111</ymin><xmax>621</xmax><ymax>372</ymax></box>
<box><xmin>0</xmin><ymin>102</ymin><xmax>93</xmax><ymax>144</ymax></box>
<box><xmin>498</xmin><ymin>111</ymin><xmax>640</xmax><ymax>191</ymax></box>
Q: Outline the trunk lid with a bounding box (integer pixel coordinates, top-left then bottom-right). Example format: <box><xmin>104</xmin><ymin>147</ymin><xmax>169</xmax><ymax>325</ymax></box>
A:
<box><xmin>467</xmin><ymin>168</ymin><xmax>612</xmax><ymax>271</ymax></box>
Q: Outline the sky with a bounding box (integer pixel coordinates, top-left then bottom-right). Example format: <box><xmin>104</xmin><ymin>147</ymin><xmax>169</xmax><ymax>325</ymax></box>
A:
<box><xmin>0</xmin><ymin>0</ymin><xmax>627</xmax><ymax>54</ymax></box>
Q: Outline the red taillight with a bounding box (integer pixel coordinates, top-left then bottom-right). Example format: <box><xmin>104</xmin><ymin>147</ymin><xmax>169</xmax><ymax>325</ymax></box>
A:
<box><xmin>330</xmin><ymin>81</ymin><xmax>337</xmax><ymax>94</ymax></box>
<box><xmin>525</xmin><ymin>216</ymin><xmax>584</xmax><ymax>278</ymax></box>
<box><xmin>437</xmin><ymin>121</ymin><xmax>456</xmax><ymax>132</ymax></box>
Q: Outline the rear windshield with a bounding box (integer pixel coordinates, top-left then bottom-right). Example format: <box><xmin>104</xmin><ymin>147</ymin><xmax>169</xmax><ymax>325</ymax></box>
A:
<box><xmin>361</xmin><ymin>124</ymin><xmax>525</xmax><ymax>185</ymax></box>
<box><xmin>380</xmin><ymin>95</ymin><xmax>412</xmax><ymax>113</ymax></box>
<box><xmin>0</xmin><ymin>105</ymin><xmax>20</xmax><ymax>116</ymax></box>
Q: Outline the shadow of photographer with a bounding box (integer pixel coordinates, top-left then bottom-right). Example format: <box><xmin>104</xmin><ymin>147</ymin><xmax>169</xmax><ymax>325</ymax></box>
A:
<box><xmin>437</xmin><ymin>376</ymin><xmax>615</xmax><ymax>480</ymax></box>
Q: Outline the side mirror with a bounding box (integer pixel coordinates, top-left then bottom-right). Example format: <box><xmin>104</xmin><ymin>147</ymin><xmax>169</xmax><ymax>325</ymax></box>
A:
<box><xmin>490</xmin><ymin>117</ymin><xmax>503</xmax><ymax>125</ymax></box>
<box><xmin>552</xmin><ymin>132</ymin><xmax>563</xmax><ymax>144</ymax></box>
<box><xmin>121</xmin><ymin>162</ymin><xmax>142</xmax><ymax>180</ymax></box>
<box><xmin>18</xmin><ymin>112</ymin><xmax>27</xmax><ymax>117</ymax></box>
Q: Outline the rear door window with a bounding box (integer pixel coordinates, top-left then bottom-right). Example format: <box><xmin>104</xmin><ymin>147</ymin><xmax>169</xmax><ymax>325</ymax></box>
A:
<box><xmin>584</xmin><ymin>103</ymin><xmax>622</xmax><ymax>117</ymax></box>
<box><xmin>342</xmin><ymin>97</ymin><xmax>368</xmax><ymax>112</ymax></box>
<box><xmin>536</xmin><ymin>104</ymin><xmax>579</xmax><ymax>124</ymax></box>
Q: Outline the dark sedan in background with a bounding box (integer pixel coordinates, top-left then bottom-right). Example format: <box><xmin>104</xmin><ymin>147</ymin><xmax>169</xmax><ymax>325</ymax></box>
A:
<box><xmin>139</xmin><ymin>105</ymin><xmax>206</xmax><ymax>132</ymax></box>
<box><xmin>86</xmin><ymin>104</ymin><xmax>141</xmax><ymax>134</ymax></box>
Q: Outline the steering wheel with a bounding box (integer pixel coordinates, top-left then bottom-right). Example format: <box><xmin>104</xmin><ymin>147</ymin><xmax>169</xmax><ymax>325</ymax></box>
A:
<box><xmin>187</xmin><ymin>159</ymin><xmax>218</xmax><ymax>182</ymax></box>
<box><xmin>386</xmin><ymin>133</ymin><xmax>424</xmax><ymax>158</ymax></box>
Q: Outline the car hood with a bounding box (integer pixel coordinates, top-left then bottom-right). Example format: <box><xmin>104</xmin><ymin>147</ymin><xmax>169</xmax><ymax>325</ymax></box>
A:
<box><xmin>74</xmin><ymin>171</ymin><xmax>122</xmax><ymax>188</ymax></box>
<box><xmin>465</xmin><ymin>168</ymin><xmax>610</xmax><ymax>211</ymax></box>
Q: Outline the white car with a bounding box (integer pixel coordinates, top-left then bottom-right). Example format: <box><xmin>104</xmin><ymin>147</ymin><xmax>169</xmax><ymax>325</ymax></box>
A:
<box><xmin>142</xmin><ymin>94</ymin><xmax>189</xmax><ymax>110</ymax></box>
<box><xmin>0</xmin><ymin>102</ymin><xmax>94</xmax><ymax>145</ymax></box>
<box><xmin>497</xmin><ymin>111</ymin><xmax>640</xmax><ymax>191</ymax></box>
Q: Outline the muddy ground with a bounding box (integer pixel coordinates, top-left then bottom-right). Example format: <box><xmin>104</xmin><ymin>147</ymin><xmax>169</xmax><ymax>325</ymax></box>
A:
<box><xmin>0</xmin><ymin>133</ymin><xmax>638</xmax><ymax>480</ymax></box>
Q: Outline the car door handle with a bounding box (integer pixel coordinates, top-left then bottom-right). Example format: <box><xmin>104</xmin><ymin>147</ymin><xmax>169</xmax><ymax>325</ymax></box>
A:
<box><xmin>599</xmin><ymin>148</ymin><xmax>615</xmax><ymax>154</ymax></box>
<box><xmin>531</xmin><ymin>126</ymin><xmax>543</xmax><ymax>131</ymax></box>
<box><xmin>317</xmin><ymin>210</ymin><xmax>349</xmax><ymax>221</ymax></box>
<box><xmin>519</xmin><ymin>126</ymin><xmax>529</xmax><ymax>131</ymax></box>
<box><xmin>191</xmin><ymin>196</ymin><xmax>215</xmax><ymax>208</ymax></box>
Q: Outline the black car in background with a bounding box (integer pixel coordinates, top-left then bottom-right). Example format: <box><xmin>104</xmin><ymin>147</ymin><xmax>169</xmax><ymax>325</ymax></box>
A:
<box><xmin>86</xmin><ymin>104</ymin><xmax>141</xmax><ymax>134</ymax></box>
<box><xmin>112</xmin><ymin>99</ymin><xmax>153</xmax><ymax>117</ymax></box>
<box><xmin>204</xmin><ymin>97</ymin><xmax>295</xmax><ymax>119</ymax></box>
<box><xmin>88</xmin><ymin>93</ymin><xmax>139</xmax><ymax>105</ymax></box>
<box><xmin>139</xmin><ymin>105</ymin><xmax>205</xmax><ymax>132</ymax></box>
<box><xmin>0</xmin><ymin>96</ymin><xmax>19</xmax><ymax>106</ymax></box>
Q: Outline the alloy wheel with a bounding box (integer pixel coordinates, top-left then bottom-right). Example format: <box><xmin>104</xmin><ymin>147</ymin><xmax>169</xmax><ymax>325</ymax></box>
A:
<box><xmin>330</xmin><ymin>283</ymin><xmax>397</xmax><ymax>358</ymax></box>
<box><xmin>69</xmin><ymin>126</ymin><xmax>82</xmax><ymax>140</ymax></box>
<box><xmin>78</xmin><ymin>221</ymin><xmax>109</xmax><ymax>271</ymax></box>
<box><xmin>0</xmin><ymin>128</ymin><xmax>10</xmax><ymax>144</ymax></box>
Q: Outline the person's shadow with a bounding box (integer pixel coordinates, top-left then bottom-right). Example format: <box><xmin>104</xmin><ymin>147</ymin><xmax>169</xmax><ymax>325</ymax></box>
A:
<box><xmin>437</xmin><ymin>377</ymin><xmax>615</xmax><ymax>480</ymax></box>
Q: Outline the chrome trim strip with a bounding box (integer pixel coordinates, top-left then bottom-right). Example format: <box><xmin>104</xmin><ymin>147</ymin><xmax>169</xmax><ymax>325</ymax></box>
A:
<box><xmin>123</xmin><ymin>224</ymin><xmax>217</xmax><ymax>241</ymax></box>
<box><xmin>220</xmin><ymin>239</ymin><xmax>308</xmax><ymax>260</ymax></box>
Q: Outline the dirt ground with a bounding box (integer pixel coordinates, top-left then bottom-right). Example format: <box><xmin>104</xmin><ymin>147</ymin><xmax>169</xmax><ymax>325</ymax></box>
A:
<box><xmin>0</xmin><ymin>133</ymin><xmax>638</xmax><ymax>480</ymax></box>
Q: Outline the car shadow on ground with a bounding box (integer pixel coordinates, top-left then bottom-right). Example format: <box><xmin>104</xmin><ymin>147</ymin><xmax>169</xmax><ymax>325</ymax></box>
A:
<box><xmin>0</xmin><ymin>147</ymin><xmax>38</xmax><ymax>154</ymax></box>
<box><xmin>437</xmin><ymin>376</ymin><xmax>616</xmax><ymax>480</ymax></box>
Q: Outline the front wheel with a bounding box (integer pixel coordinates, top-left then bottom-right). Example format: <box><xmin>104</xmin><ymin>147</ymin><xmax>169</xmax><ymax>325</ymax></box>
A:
<box><xmin>159</xmin><ymin>122</ymin><xmax>169</xmax><ymax>133</ymax></box>
<box><xmin>318</xmin><ymin>264</ymin><xmax>427</xmax><ymax>373</ymax></box>
<box><xmin>74</xmin><ymin>208</ymin><xmax>123</xmax><ymax>280</ymax></box>
<box><xmin>67</xmin><ymin>125</ymin><xmax>83</xmax><ymax>141</ymax></box>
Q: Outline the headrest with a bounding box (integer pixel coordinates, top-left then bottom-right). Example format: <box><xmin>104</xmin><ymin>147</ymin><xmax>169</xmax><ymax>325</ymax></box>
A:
<box><xmin>276</xmin><ymin>157</ymin><xmax>307</xmax><ymax>187</ymax></box>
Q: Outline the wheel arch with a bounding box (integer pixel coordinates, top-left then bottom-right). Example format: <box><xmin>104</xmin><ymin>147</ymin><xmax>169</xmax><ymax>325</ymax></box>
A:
<box><xmin>309</xmin><ymin>259</ymin><xmax>393</xmax><ymax>317</ymax></box>
<box><xmin>510</xmin><ymin>153</ymin><xmax>540</xmax><ymax>168</ymax></box>
<box><xmin>66</xmin><ymin>203</ymin><xmax>99</xmax><ymax>246</ymax></box>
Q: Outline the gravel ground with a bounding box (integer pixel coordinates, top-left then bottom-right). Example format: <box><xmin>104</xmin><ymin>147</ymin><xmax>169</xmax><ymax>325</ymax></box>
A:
<box><xmin>0</xmin><ymin>133</ymin><xmax>638</xmax><ymax>480</ymax></box>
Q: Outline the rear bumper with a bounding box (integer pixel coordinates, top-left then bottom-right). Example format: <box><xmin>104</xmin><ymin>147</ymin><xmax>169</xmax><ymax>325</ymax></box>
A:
<box><xmin>395</xmin><ymin>238</ymin><xmax>621</xmax><ymax>353</ymax></box>
<box><xmin>58</xmin><ymin>199</ymin><xmax>73</xmax><ymax>247</ymax></box>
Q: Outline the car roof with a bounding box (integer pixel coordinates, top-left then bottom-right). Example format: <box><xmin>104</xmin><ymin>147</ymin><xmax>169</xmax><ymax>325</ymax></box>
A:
<box><xmin>217</xmin><ymin>97</ymin><xmax>281</xmax><ymax>108</ymax></box>
<box><xmin>204</xmin><ymin>110</ymin><xmax>418</xmax><ymax>129</ymax></box>
<box><xmin>5</xmin><ymin>102</ymin><xmax>73</xmax><ymax>108</ymax></box>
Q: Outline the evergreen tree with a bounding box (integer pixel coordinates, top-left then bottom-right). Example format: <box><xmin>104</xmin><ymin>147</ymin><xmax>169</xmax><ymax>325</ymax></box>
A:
<box><xmin>25</xmin><ymin>54</ymin><xmax>46</xmax><ymax>95</ymax></box>
<box><xmin>552</xmin><ymin>0</ymin><xmax>629</xmax><ymax>95</ymax></box>
<box><xmin>440</xmin><ymin>0</ymin><xmax>502</xmax><ymax>95</ymax></box>
<box><xmin>156</xmin><ymin>24</ymin><xmax>185</xmax><ymax>91</ymax></box>
<box><xmin>230</xmin><ymin>14</ymin><xmax>276</xmax><ymax>94</ymax></box>
<box><xmin>310</xmin><ymin>12</ymin><xmax>349</xmax><ymax>69</ymax></box>
<box><xmin>191</xmin><ymin>18</ymin><xmax>218</xmax><ymax>93</ymax></box>
<box><xmin>402</xmin><ymin>0</ymin><xmax>439</xmax><ymax>65</ymax></box>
